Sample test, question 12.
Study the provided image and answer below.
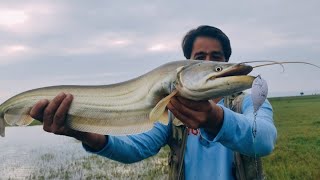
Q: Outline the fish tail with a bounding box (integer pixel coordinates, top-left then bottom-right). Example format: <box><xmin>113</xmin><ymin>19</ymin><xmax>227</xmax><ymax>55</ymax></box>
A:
<box><xmin>0</xmin><ymin>107</ymin><xmax>5</xmax><ymax>137</ymax></box>
<box><xmin>0</xmin><ymin>103</ymin><xmax>35</xmax><ymax>137</ymax></box>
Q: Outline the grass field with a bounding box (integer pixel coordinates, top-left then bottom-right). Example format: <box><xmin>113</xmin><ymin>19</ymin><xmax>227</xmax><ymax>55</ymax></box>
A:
<box><xmin>26</xmin><ymin>95</ymin><xmax>320</xmax><ymax>179</ymax></box>
<box><xmin>263</xmin><ymin>95</ymin><xmax>320</xmax><ymax>179</ymax></box>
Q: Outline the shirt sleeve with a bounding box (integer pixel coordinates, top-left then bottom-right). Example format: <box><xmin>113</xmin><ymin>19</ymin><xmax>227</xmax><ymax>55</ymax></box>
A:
<box><xmin>199</xmin><ymin>94</ymin><xmax>277</xmax><ymax>157</ymax></box>
<box><xmin>82</xmin><ymin>121</ymin><xmax>171</xmax><ymax>164</ymax></box>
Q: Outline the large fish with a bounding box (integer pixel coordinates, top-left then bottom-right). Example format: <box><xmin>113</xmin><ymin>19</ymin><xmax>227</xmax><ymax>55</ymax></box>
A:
<box><xmin>0</xmin><ymin>60</ymin><xmax>255</xmax><ymax>137</ymax></box>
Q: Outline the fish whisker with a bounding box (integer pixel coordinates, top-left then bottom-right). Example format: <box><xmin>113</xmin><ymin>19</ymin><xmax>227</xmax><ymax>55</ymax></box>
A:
<box><xmin>238</xmin><ymin>60</ymin><xmax>285</xmax><ymax>72</ymax></box>
<box><xmin>252</xmin><ymin>61</ymin><xmax>320</xmax><ymax>70</ymax></box>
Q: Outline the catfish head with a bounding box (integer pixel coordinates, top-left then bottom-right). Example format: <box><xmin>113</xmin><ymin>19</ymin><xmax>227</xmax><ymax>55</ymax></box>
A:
<box><xmin>175</xmin><ymin>61</ymin><xmax>255</xmax><ymax>100</ymax></box>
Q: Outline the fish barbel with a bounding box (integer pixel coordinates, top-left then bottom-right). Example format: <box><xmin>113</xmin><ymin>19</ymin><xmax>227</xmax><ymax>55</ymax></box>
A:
<box><xmin>0</xmin><ymin>60</ymin><xmax>255</xmax><ymax>137</ymax></box>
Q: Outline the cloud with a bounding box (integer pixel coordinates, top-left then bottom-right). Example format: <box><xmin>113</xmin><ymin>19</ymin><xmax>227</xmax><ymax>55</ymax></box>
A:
<box><xmin>147</xmin><ymin>42</ymin><xmax>179</xmax><ymax>52</ymax></box>
<box><xmin>0</xmin><ymin>9</ymin><xmax>29</xmax><ymax>27</ymax></box>
<box><xmin>1</xmin><ymin>45</ymin><xmax>29</xmax><ymax>54</ymax></box>
<box><xmin>221</xmin><ymin>22</ymin><xmax>320</xmax><ymax>56</ymax></box>
<box><xmin>0</xmin><ymin>45</ymin><xmax>34</xmax><ymax>64</ymax></box>
<box><xmin>62</xmin><ymin>32</ymin><xmax>133</xmax><ymax>55</ymax></box>
<box><xmin>0</xmin><ymin>2</ymin><xmax>61</xmax><ymax>35</ymax></box>
<box><xmin>0</xmin><ymin>0</ymin><xmax>319</xmax><ymax>99</ymax></box>
<box><xmin>0</xmin><ymin>90</ymin><xmax>13</xmax><ymax>104</ymax></box>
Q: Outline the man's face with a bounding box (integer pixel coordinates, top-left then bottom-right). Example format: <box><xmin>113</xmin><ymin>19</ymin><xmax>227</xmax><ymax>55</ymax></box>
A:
<box><xmin>190</xmin><ymin>37</ymin><xmax>226</xmax><ymax>62</ymax></box>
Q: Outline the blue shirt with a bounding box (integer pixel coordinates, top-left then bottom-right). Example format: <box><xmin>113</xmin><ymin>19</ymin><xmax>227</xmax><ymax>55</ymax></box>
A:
<box><xmin>83</xmin><ymin>94</ymin><xmax>277</xmax><ymax>180</ymax></box>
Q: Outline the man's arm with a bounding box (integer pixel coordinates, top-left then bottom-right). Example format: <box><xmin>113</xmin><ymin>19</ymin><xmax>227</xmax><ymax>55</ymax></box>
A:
<box><xmin>83</xmin><ymin>122</ymin><xmax>170</xmax><ymax>163</ymax></box>
<box><xmin>167</xmin><ymin>94</ymin><xmax>277</xmax><ymax>157</ymax></box>
<box><xmin>30</xmin><ymin>92</ymin><xmax>170</xmax><ymax>164</ymax></box>
<box><xmin>200</xmin><ymin>95</ymin><xmax>277</xmax><ymax>156</ymax></box>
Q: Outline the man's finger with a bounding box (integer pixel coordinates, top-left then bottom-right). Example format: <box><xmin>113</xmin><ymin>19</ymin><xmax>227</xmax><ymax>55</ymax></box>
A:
<box><xmin>29</xmin><ymin>99</ymin><xmax>50</xmax><ymax>121</ymax></box>
<box><xmin>43</xmin><ymin>92</ymin><xmax>66</xmax><ymax>127</ymax></box>
<box><xmin>167</xmin><ymin>101</ymin><xmax>197</xmax><ymax>128</ymax></box>
<box><xmin>53</xmin><ymin>93</ymin><xmax>73</xmax><ymax>127</ymax></box>
<box><xmin>170</xmin><ymin>97</ymin><xmax>202</xmax><ymax>120</ymax></box>
<box><xmin>176</xmin><ymin>96</ymin><xmax>211</xmax><ymax>112</ymax></box>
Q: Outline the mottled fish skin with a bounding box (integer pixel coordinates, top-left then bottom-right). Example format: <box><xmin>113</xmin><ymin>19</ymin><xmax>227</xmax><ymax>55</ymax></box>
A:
<box><xmin>0</xmin><ymin>60</ymin><xmax>255</xmax><ymax>137</ymax></box>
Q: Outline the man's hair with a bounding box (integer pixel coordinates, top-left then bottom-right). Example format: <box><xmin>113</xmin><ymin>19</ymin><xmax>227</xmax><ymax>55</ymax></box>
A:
<box><xmin>182</xmin><ymin>25</ymin><xmax>232</xmax><ymax>61</ymax></box>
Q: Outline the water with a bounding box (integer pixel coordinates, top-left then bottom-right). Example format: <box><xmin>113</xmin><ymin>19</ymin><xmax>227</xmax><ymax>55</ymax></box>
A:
<box><xmin>0</xmin><ymin>126</ymin><xmax>168</xmax><ymax>180</ymax></box>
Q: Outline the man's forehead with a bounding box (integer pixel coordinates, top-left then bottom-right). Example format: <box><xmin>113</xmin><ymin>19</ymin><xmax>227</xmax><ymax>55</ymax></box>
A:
<box><xmin>194</xmin><ymin>50</ymin><xmax>223</xmax><ymax>54</ymax></box>
<box><xmin>192</xmin><ymin>37</ymin><xmax>223</xmax><ymax>51</ymax></box>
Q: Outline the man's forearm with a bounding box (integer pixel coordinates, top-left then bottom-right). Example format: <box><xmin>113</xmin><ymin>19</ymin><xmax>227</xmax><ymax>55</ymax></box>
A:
<box><xmin>74</xmin><ymin>132</ymin><xmax>107</xmax><ymax>151</ymax></box>
<box><xmin>199</xmin><ymin>96</ymin><xmax>277</xmax><ymax>157</ymax></box>
<box><xmin>217</xmin><ymin>101</ymin><xmax>276</xmax><ymax>156</ymax></box>
<box><xmin>81</xmin><ymin>122</ymin><xmax>170</xmax><ymax>164</ymax></box>
<box><xmin>204</xmin><ymin>103</ymin><xmax>224</xmax><ymax>138</ymax></box>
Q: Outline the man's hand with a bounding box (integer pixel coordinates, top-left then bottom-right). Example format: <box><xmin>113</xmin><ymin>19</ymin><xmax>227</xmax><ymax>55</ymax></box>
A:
<box><xmin>167</xmin><ymin>96</ymin><xmax>224</xmax><ymax>136</ymax></box>
<box><xmin>29</xmin><ymin>92</ymin><xmax>107</xmax><ymax>151</ymax></box>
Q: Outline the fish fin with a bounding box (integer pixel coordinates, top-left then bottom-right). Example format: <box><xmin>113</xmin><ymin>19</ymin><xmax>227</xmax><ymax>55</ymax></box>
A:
<box><xmin>0</xmin><ymin>115</ymin><xmax>5</xmax><ymax>137</ymax></box>
<box><xmin>158</xmin><ymin>110</ymin><xmax>169</xmax><ymax>125</ymax></box>
<box><xmin>173</xmin><ymin>117</ymin><xmax>184</xmax><ymax>126</ymax></box>
<box><xmin>149</xmin><ymin>90</ymin><xmax>178</xmax><ymax>123</ymax></box>
<box><xmin>67</xmin><ymin>115</ymin><xmax>154</xmax><ymax>135</ymax></box>
<box><xmin>4</xmin><ymin>107</ymin><xmax>34</xmax><ymax>126</ymax></box>
<box><xmin>176</xmin><ymin>66</ymin><xmax>185</xmax><ymax>73</ymax></box>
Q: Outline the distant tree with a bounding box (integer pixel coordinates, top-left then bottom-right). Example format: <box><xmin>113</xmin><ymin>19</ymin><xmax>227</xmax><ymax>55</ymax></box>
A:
<box><xmin>300</xmin><ymin>92</ymin><xmax>304</xmax><ymax>96</ymax></box>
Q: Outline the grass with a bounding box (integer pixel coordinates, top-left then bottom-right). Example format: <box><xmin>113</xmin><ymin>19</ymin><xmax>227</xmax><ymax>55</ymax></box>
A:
<box><xmin>263</xmin><ymin>95</ymin><xmax>320</xmax><ymax>179</ymax></box>
<box><xmin>28</xmin><ymin>147</ymin><xmax>169</xmax><ymax>180</ymax></box>
<box><xmin>29</xmin><ymin>120</ymin><xmax>42</xmax><ymax>126</ymax></box>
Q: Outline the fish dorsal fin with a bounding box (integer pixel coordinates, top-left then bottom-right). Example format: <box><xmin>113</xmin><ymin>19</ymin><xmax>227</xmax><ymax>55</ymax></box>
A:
<box><xmin>149</xmin><ymin>90</ymin><xmax>178</xmax><ymax>124</ymax></box>
<box><xmin>158</xmin><ymin>110</ymin><xmax>168</xmax><ymax>125</ymax></box>
<box><xmin>158</xmin><ymin>112</ymin><xmax>184</xmax><ymax>126</ymax></box>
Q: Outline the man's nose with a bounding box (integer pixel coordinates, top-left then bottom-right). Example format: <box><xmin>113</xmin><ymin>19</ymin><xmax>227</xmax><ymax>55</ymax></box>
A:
<box><xmin>205</xmin><ymin>55</ymin><xmax>211</xmax><ymax>61</ymax></box>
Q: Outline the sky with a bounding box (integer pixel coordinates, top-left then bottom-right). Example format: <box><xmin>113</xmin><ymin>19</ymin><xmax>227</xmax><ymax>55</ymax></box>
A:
<box><xmin>0</xmin><ymin>0</ymin><xmax>319</xmax><ymax>103</ymax></box>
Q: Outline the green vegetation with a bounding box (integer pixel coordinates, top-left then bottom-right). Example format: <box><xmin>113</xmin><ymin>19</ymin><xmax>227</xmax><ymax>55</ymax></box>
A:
<box><xmin>29</xmin><ymin>120</ymin><xmax>42</xmax><ymax>126</ymax></box>
<box><xmin>263</xmin><ymin>95</ymin><xmax>320</xmax><ymax>179</ymax></box>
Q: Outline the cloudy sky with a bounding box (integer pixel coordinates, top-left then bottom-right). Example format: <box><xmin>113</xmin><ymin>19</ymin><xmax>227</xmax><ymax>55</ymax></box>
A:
<box><xmin>0</xmin><ymin>0</ymin><xmax>319</xmax><ymax>103</ymax></box>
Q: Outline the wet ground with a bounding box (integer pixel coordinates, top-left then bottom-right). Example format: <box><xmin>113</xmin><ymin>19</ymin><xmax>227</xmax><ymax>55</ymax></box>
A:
<box><xmin>0</xmin><ymin>126</ymin><xmax>168</xmax><ymax>179</ymax></box>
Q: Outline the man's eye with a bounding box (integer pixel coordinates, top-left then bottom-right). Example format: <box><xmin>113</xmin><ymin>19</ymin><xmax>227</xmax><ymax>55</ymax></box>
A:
<box><xmin>194</xmin><ymin>55</ymin><xmax>205</xmax><ymax>60</ymax></box>
<box><xmin>212</xmin><ymin>55</ymin><xmax>222</xmax><ymax>60</ymax></box>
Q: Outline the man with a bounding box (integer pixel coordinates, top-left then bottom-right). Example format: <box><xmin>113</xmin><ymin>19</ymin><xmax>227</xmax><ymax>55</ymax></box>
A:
<box><xmin>30</xmin><ymin>25</ymin><xmax>277</xmax><ymax>179</ymax></box>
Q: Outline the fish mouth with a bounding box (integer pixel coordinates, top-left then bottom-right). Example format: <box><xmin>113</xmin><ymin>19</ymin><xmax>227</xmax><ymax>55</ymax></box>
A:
<box><xmin>209</xmin><ymin>63</ymin><xmax>253</xmax><ymax>80</ymax></box>
<box><xmin>177</xmin><ymin>75</ymin><xmax>256</xmax><ymax>100</ymax></box>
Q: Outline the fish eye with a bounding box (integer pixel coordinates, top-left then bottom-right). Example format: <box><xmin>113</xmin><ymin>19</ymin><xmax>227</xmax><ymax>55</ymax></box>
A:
<box><xmin>215</xmin><ymin>66</ymin><xmax>223</xmax><ymax>72</ymax></box>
